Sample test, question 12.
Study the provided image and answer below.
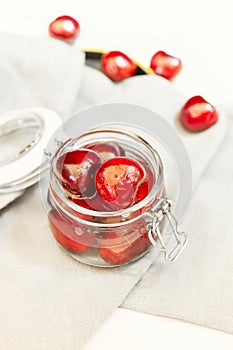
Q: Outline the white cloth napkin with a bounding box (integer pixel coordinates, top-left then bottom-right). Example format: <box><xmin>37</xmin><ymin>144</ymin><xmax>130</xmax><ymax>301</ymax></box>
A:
<box><xmin>122</xmin><ymin>105</ymin><xmax>233</xmax><ymax>334</ymax></box>
<box><xmin>0</xmin><ymin>32</ymin><xmax>84</xmax><ymax>209</ymax></box>
<box><xmin>0</xmin><ymin>33</ymin><xmax>228</xmax><ymax>350</ymax></box>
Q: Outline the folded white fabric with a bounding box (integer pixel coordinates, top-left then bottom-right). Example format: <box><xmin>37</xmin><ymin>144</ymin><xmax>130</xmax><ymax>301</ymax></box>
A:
<box><xmin>0</xmin><ymin>32</ymin><xmax>85</xmax><ymax>209</ymax></box>
<box><xmin>122</xmin><ymin>105</ymin><xmax>233</xmax><ymax>334</ymax></box>
<box><xmin>0</xmin><ymin>33</ymin><xmax>228</xmax><ymax>350</ymax></box>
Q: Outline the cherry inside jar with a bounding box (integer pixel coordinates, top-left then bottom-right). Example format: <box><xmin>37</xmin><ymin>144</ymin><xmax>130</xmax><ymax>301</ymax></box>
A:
<box><xmin>47</xmin><ymin>128</ymin><xmax>165</xmax><ymax>267</ymax></box>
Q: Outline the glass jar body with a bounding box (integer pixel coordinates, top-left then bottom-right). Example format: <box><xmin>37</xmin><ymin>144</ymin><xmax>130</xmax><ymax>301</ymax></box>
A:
<box><xmin>46</xmin><ymin>128</ymin><xmax>165</xmax><ymax>267</ymax></box>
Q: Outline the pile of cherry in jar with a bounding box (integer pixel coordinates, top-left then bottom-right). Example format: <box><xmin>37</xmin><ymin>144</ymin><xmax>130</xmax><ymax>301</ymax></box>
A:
<box><xmin>48</xmin><ymin>138</ymin><xmax>161</xmax><ymax>266</ymax></box>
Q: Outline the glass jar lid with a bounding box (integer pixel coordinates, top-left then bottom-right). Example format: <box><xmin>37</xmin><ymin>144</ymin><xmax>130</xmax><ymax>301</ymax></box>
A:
<box><xmin>0</xmin><ymin>108</ymin><xmax>62</xmax><ymax>193</ymax></box>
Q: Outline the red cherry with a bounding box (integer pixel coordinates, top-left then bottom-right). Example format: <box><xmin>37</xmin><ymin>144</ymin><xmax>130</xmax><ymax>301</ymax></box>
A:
<box><xmin>86</xmin><ymin>142</ymin><xmax>125</xmax><ymax>162</ymax></box>
<box><xmin>49</xmin><ymin>15</ymin><xmax>80</xmax><ymax>41</ymax></box>
<box><xmin>71</xmin><ymin>198</ymin><xmax>94</xmax><ymax>210</ymax></box>
<box><xmin>55</xmin><ymin>149</ymin><xmax>101</xmax><ymax>198</ymax></box>
<box><xmin>150</xmin><ymin>51</ymin><xmax>182</xmax><ymax>80</ymax></box>
<box><xmin>99</xmin><ymin>232</ymin><xmax>132</xmax><ymax>265</ymax></box>
<box><xmin>131</xmin><ymin>231</ymin><xmax>151</xmax><ymax>258</ymax></box>
<box><xmin>87</xmin><ymin>194</ymin><xmax>113</xmax><ymax>211</ymax></box>
<box><xmin>49</xmin><ymin>209</ymin><xmax>95</xmax><ymax>252</ymax></box>
<box><xmin>99</xmin><ymin>223</ymin><xmax>150</xmax><ymax>265</ymax></box>
<box><xmin>101</xmin><ymin>51</ymin><xmax>137</xmax><ymax>81</ymax></box>
<box><xmin>179</xmin><ymin>95</ymin><xmax>218</xmax><ymax>132</ymax></box>
<box><xmin>95</xmin><ymin>157</ymin><xmax>146</xmax><ymax>210</ymax></box>
<box><xmin>135</xmin><ymin>167</ymin><xmax>154</xmax><ymax>204</ymax></box>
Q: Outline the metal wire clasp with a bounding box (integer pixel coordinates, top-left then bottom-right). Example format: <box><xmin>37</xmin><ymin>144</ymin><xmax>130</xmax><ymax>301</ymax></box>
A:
<box><xmin>147</xmin><ymin>198</ymin><xmax>188</xmax><ymax>263</ymax></box>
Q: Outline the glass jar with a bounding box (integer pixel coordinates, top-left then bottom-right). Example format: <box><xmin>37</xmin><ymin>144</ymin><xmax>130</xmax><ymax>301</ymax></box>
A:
<box><xmin>41</xmin><ymin>103</ymin><xmax>192</xmax><ymax>267</ymax></box>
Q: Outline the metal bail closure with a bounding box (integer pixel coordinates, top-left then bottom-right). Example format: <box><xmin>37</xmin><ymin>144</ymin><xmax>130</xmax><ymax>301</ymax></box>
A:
<box><xmin>147</xmin><ymin>198</ymin><xmax>188</xmax><ymax>263</ymax></box>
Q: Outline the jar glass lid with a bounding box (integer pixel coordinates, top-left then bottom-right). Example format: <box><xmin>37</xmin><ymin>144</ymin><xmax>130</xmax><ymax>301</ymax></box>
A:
<box><xmin>0</xmin><ymin>108</ymin><xmax>62</xmax><ymax>193</ymax></box>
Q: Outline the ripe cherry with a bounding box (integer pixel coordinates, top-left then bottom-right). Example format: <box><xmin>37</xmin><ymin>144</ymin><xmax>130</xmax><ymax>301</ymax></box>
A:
<box><xmin>49</xmin><ymin>209</ymin><xmax>95</xmax><ymax>252</ymax></box>
<box><xmin>95</xmin><ymin>157</ymin><xmax>146</xmax><ymax>210</ymax></box>
<box><xmin>101</xmin><ymin>51</ymin><xmax>137</xmax><ymax>81</ymax></box>
<box><xmin>86</xmin><ymin>142</ymin><xmax>125</xmax><ymax>162</ymax></box>
<box><xmin>49</xmin><ymin>15</ymin><xmax>80</xmax><ymax>41</ymax></box>
<box><xmin>179</xmin><ymin>95</ymin><xmax>218</xmax><ymax>132</ymax></box>
<box><xmin>99</xmin><ymin>223</ymin><xmax>151</xmax><ymax>265</ymax></box>
<box><xmin>99</xmin><ymin>232</ymin><xmax>132</xmax><ymax>265</ymax></box>
<box><xmin>136</xmin><ymin>167</ymin><xmax>154</xmax><ymax>204</ymax></box>
<box><xmin>55</xmin><ymin>149</ymin><xmax>101</xmax><ymax>198</ymax></box>
<box><xmin>150</xmin><ymin>51</ymin><xmax>182</xmax><ymax>80</ymax></box>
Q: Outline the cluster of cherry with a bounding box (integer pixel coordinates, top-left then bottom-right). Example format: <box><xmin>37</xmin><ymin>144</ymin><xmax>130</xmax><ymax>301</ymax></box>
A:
<box><xmin>49</xmin><ymin>141</ymin><xmax>154</xmax><ymax>265</ymax></box>
<box><xmin>48</xmin><ymin>15</ymin><xmax>218</xmax><ymax>133</ymax></box>
<box><xmin>55</xmin><ymin>143</ymin><xmax>154</xmax><ymax>212</ymax></box>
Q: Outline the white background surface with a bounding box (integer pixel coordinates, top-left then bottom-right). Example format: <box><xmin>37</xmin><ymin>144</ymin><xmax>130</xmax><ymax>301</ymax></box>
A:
<box><xmin>0</xmin><ymin>0</ymin><xmax>232</xmax><ymax>348</ymax></box>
